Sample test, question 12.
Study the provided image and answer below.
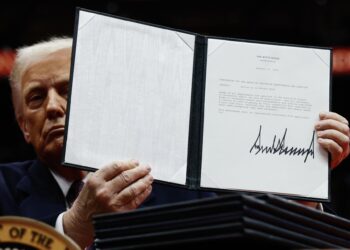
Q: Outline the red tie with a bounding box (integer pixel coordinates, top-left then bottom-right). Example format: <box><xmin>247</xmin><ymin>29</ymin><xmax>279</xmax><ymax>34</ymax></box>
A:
<box><xmin>66</xmin><ymin>180</ymin><xmax>84</xmax><ymax>208</ymax></box>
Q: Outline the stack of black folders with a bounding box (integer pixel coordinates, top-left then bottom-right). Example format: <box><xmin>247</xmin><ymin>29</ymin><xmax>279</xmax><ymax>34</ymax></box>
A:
<box><xmin>92</xmin><ymin>193</ymin><xmax>350</xmax><ymax>249</ymax></box>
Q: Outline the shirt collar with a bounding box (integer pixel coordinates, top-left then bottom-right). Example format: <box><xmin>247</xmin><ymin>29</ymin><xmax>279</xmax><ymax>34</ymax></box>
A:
<box><xmin>49</xmin><ymin>169</ymin><xmax>73</xmax><ymax>197</ymax></box>
<box><xmin>49</xmin><ymin>169</ymin><xmax>90</xmax><ymax>197</ymax></box>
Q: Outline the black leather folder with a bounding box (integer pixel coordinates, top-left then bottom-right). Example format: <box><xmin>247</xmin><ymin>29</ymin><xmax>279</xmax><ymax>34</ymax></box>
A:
<box><xmin>64</xmin><ymin>7</ymin><xmax>332</xmax><ymax>201</ymax></box>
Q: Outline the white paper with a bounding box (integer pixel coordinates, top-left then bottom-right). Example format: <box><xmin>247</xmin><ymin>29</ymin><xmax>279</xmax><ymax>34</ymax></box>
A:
<box><xmin>201</xmin><ymin>39</ymin><xmax>330</xmax><ymax>199</ymax></box>
<box><xmin>65</xmin><ymin>10</ymin><xmax>195</xmax><ymax>185</ymax></box>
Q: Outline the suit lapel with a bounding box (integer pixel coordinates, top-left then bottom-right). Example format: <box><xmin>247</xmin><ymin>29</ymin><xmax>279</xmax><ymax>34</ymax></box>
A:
<box><xmin>16</xmin><ymin>160</ymin><xmax>66</xmax><ymax>221</ymax></box>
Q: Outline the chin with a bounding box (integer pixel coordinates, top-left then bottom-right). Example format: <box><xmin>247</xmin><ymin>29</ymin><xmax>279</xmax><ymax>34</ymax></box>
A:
<box><xmin>41</xmin><ymin>139</ymin><xmax>64</xmax><ymax>165</ymax></box>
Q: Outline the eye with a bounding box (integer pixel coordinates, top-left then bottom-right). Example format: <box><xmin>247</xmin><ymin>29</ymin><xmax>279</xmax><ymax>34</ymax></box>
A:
<box><xmin>27</xmin><ymin>92</ymin><xmax>45</xmax><ymax>108</ymax></box>
<box><xmin>59</xmin><ymin>83</ymin><xmax>69</xmax><ymax>99</ymax></box>
<box><xmin>30</xmin><ymin>94</ymin><xmax>43</xmax><ymax>101</ymax></box>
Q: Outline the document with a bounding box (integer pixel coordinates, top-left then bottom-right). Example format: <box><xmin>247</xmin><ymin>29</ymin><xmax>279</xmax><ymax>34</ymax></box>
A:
<box><xmin>64</xmin><ymin>9</ymin><xmax>194</xmax><ymax>185</ymax></box>
<box><xmin>201</xmin><ymin>39</ymin><xmax>330</xmax><ymax>199</ymax></box>
<box><xmin>63</xmin><ymin>8</ymin><xmax>331</xmax><ymax>200</ymax></box>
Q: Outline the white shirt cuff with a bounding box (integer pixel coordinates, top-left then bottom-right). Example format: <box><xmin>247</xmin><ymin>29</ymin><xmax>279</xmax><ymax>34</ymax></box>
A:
<box><xmin>317</xmin><ymin>203</ymin><xmax>324</xmax><ymax>212</ymax></box>
<box><xmin>55</xmin><ymin>212</ymin><xmax>66</xmax><ymax>234</ymax></box>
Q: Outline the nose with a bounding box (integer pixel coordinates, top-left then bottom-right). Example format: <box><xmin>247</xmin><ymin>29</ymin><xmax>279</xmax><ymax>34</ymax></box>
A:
<box><xmin>46</xmin><ymin>89</ymin><xmax>66</xmax><ymax>120</ymax></box>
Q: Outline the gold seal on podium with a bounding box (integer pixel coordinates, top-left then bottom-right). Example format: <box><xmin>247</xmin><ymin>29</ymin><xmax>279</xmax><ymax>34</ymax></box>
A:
<box><xmin>0</xmin><ymin>216</ymin><xmax>80</xmax><ymax>250</ymax></box>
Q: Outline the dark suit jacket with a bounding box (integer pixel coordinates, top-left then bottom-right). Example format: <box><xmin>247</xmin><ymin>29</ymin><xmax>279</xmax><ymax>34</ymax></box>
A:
<box><xmin>0</xmin><ymin>160</ymin><xmax>215</xmax><ymax>227</ymax></box>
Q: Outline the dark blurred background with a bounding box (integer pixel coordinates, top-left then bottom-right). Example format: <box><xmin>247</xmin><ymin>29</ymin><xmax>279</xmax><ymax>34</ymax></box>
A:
<box><xmin>1</xmin><ymin>0</ymin><xmax>350</xmax><ymax>217</ymax></box>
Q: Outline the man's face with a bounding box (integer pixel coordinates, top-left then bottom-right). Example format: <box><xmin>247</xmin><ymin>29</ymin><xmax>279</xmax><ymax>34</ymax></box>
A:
<box><xmin>19</xmin><ymin>48</ymin><xmax>71</xmax><ymax>165</ymax></box>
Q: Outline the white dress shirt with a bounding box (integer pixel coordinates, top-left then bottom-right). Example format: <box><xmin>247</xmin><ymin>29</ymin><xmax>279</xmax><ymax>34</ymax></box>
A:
<box><xmin>49</xmin><ymin>169</ymin><xmax>73</xmax><ymax>234</ymax></box>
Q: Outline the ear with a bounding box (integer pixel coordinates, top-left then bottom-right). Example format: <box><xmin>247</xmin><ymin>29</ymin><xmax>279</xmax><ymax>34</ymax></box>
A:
<box><xmin>18</xmin><ymin>117</ymin><xmax>31</xmax><ymax>144</ymax></box>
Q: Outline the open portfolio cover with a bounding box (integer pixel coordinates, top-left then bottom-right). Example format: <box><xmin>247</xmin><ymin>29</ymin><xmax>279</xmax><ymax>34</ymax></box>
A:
<box><xmin>62</xmin><ymin>8</ymin><xmax>332</xmax><ymax>201</ymax></box>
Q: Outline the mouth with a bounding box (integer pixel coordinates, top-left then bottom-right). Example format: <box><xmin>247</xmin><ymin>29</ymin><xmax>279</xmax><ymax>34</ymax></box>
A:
<box><xmin>45</xmin><ymin>126</ymin><xmax>65</xmax><ymax>141</ymax></box>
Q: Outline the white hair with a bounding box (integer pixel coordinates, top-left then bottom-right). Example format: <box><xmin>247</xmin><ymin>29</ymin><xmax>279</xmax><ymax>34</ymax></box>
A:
<box><xmin>9</xmin><ymin>37</ymin><xmax>72</xmax><ymax>121</ymax></box>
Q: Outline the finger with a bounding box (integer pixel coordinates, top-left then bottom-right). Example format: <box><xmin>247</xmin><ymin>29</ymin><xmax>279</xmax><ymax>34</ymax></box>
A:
<box><xmin>319</xmin><ymin>112</ymin><xmax>349</xmax><ymax>125</ymax></box>
<box><xmin>317</xmin><ymin>129</ymin><xmax>350</xmax><ymax>147</ymax></box>
<box><xmin>119</xmin><ymin>185</ymin><xmax>153</xmax><ymax>211</ymax></box>
<box><xmin>318</xmin><ymin>137</ymin><xmax>343</xmax><ymax>159</ymax></box>
<box><xmin>112</xmin><ymin>173</ymin><xmax>153</xmax><ymax>204</ymax></box>
<box><xmin>94</xmin><ymin>160</ymin><xmax>139</xmax><ymax>181</ymax></box>
<box><xmin>107</xmin><ymin>165</ymin><xmax>151</xmax><ymax>193</ymax></box>
<box><xmin>315</xmin><ymin>119</ymin><xmax>350</xmax><ymax>136</ymax></box>
<box><xmin>296</xmin><ymin>200</ymin><xmax>319</xmax><ymax>209</ymax></box>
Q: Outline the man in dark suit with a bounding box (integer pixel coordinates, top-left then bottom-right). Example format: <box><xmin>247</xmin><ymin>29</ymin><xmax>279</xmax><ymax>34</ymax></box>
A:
<box><xmin>1</xmin><ymin>37</ymin><xmax>349</xmax><ymax>248</ymax></box>
<box><xmin>0</xmin><ymin>37</ymin><xmax>214</xmax><ymax>248</ymax></box>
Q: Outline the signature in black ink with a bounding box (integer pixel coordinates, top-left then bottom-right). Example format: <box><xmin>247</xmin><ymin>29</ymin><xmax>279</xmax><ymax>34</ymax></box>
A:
<box><xmin>249</xmin><ymin>125</ymin><xmax>315</xmax><ymax>163</ymax></box>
